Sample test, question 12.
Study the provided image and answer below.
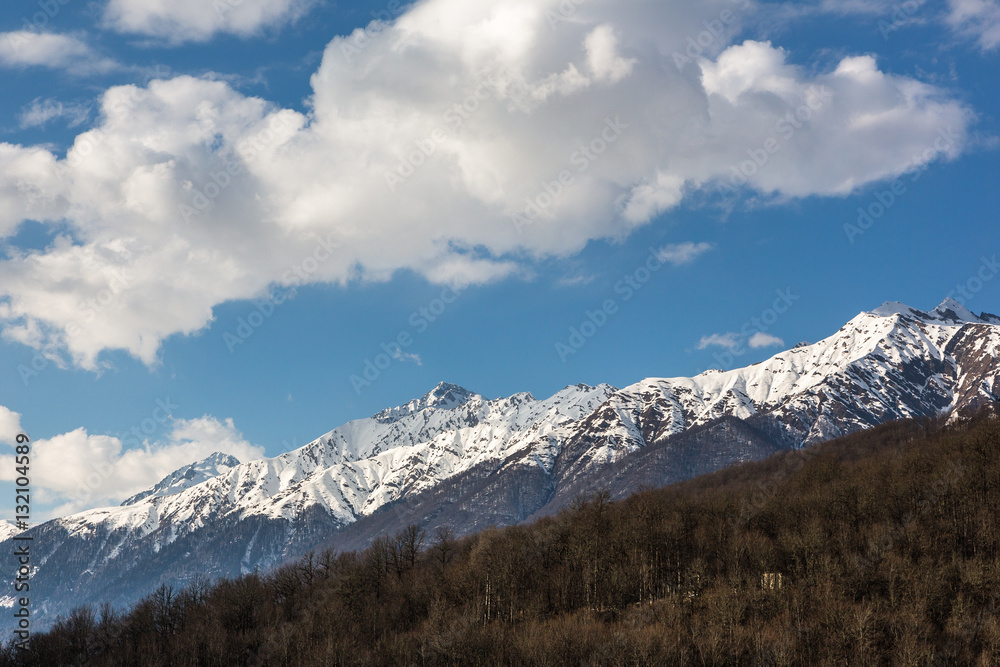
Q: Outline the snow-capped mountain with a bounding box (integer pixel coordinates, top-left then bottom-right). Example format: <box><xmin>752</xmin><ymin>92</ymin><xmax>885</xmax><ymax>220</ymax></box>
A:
<box><xmin>5</xmin><ymin>298</ymin><xmax>998</xmax><ymax>628</ymax></box>
<box><xmin>0</xmin><ymin>520</ymin><xmax>21</xmax><ymax>543</ymax></box>
<box><xmin>533</xmin><ymin>296</ymin><xmax>1000</xmax><ymax>511</ymax></box>
<box><xmin>120</xmin><ymin>452</ymin><xmax>242</xmax><ymax>506</ymax></box>
<box><xmin>554</xmin><ymin>296</ymin><xmax>1000</xmax><ymax>475</ymax></box>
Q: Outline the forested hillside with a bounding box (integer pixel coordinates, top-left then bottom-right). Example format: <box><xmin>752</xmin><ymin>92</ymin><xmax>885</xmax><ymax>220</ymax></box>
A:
<box><xmin>7</xmin><ymin>410</ymin><xmax>1000</xmax><ymax>665</ymax></box>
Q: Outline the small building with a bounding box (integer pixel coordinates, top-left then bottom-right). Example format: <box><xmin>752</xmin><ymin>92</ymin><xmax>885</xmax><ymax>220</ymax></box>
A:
<box><xmin>761</xmin><ymin>572</ymin><xmax>783</xmax><ymax>590</ymax></box>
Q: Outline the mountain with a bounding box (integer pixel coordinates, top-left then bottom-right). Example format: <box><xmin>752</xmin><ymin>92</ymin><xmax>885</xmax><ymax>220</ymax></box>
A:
<box><xmin>120</xmin><ymin>452</ymin><xmax>242</xmax><ymax>506</ymax></box>
<box><xmin>0</xmin><ymin>520</ymin><xmax>20</xmax><ymax>543</ymax></box>
<box><xmin>16</xmin><ymin>413</ymin><xmax>1000</xmax><ymax>666</ymax></box>
<box><xmin>3</xmin><ymin>298</ymin><xmax>998</xmax><ymax>628</ymax></box>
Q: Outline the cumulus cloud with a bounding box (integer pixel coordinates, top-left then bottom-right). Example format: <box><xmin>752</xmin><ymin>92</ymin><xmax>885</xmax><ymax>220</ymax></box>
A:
<box><xmin>19</xmin><ymin>98</ymin><xmax>91</xmax><ymax>129</ymax></box>
<box><xmin>697</xmin><ymin>332</ymin><xmax>742</xmax><ymax>351</ymax></box>
<box><xmin>699</xmin><ymin>330</ymin><xmax>785</xmax><ymax>355</ymax></box>
<box><xmin>0</xmin><ymin>0</ymin><xmax>975</xmax><ymax>369</ymax></box>
<box><xmin>0</xmin><ymin>407</ymin><xmax>24</xmax><ymax>446</ymax></box>
<box><xmin>584</xmin><ymin>24</ymin><xmax>637</xmax><ymax>83</ymax></box>
<box><xmin>657</xmin><ymin>242</ymin><xmax>714</xmax><ymax>266</ymax></box>
<box><xmin>947</xmin><ymin>0</ymin><xmax>1000</xmax><ymax>49</ymax></box>
<box><xmin>0</xmin><ymin>32</ymin><xmax>117</xmax><ymax>74</ymax></box>
<box><xmin>0</xmin><ymin>408</ymin><xmax>264</xmax><ymax>519</ymax></box>
<box><xmin>103</xmin><ymin>0</ymin><xmax>320</xmax><ymax>43</ymax></box>
<box><xmin>748</xmin><ymin>331</ymin><xmax>784</xmax><ymax>348</ymax></box>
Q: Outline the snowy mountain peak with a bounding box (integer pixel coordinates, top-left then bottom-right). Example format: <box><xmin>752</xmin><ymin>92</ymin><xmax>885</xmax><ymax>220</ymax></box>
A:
<box><xmin>11</xmin><ymin>297</ymin><xmax>1000</xmax><ymax>629</ymax></box>
<box><xmin>931</xmin><ymin>297</ymin><xmax>981</xmax><ymax>323</ymax></box>
<box><xmin>870</xmin><ymin>301</ymin><xmax>929</xmax><ymax>319</ymax></box>
<box><xmin>374</xmin><ymin>382</ymin><xmax>480</xmax><ymax>422</ymax></box>
<box><xmin>201</xmin><ymin>451</ymin><xmax>242</xmax><ymax>468</ymax></box>
<box><xmin>422</xmin><ymin>382</ymin><xmax>477</xmax><ymax>409</ymax></box>
<box><xmin>120</xmin><ymin>452</ymin><xmax>242</xmax><ymax>506</ymax></box>
<box><xmin>0</xmin><ymin>520</ymin><xmax>20</xmax><ymax>543</ymax></box>
<box><xmin>869</xmin><ymin>298</ymin><xmax>993</xmax><ymax>325</ymax></box>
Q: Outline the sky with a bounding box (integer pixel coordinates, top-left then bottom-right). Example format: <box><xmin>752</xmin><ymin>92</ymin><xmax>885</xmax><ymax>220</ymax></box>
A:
<box><xmin>0</xmin><ymin>0</ymin><xmax>997</xmax><ymax>520</ymax></box>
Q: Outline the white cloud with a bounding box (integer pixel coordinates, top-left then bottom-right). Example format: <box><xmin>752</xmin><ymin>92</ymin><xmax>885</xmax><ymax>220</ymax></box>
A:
<box><xmin>0</xmin><ymin>407</ymin><xmax>24</xmax><ymax>446</ymax></box>
<box><xmin>657</xmin><ymin>242</ymin><xmax>714</xmax><ymax>266</ymax></box>
<box><xmin>393</xmin><ymin>349</ymin><xmax>423</xmax><ymax>365</ymax></box>
<box><xmin>0</xmin><ymin>0</ymin><xmax>975</xmax><ymax>369</ymax></box>
<box><xmin>699</xmin><ymin>330</ymin><xmax>785</xmax><ymax>354</ymax></box>
<box><xmin>748</xmin><ymin>331</ymin><xmax>784</xmax><ymax>348</ymax></box>
<box><xmin>947</xmin><ymin>0</ymin><xmax>1000</xmax><ymax>50</ymax></box>
<box><xmin>697</xmin><ymin>332</ymin><xmax>742</xmax><ymax>351</ymax></box>
<box><xmin>585</xmin><ymin>24</ymin><xmax>637</xmax><ymax>83</ymax></box>
<box><xmin>0</xmin><ymin>408</ymin><xmax>264</xmax><ymax>519</ymax></box>
<box><xmin>19</xmin><ymin>98</ymin><xmax>91</xmax><ymax>129</ymax></box>
<box><xmin>103</xmin><ymin>0</ymin><xmax>320</xmax><ymax>43</ymax></box>
<box><xmin>0</xmin><ymin>32</ymin><xmax>117</xmax><ymax>75</ymax></box>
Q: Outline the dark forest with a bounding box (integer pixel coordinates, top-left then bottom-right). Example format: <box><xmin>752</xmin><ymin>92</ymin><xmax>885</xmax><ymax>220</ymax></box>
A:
<box><xmin>8</xmin><ymin>411</ymin><xmax>1000</xmax><ymax>665</ymax></box>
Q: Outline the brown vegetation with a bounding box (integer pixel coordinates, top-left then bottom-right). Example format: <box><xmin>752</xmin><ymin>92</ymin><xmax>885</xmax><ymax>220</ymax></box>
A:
<box><xmin>6</xmin><ymin>410</ymin><xmax>1000</xmax><ymax>665</ymax></box>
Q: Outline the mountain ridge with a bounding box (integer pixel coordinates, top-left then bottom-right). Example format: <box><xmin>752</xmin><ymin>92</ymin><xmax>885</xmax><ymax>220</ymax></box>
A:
<box><xmin>121</xmin><ymin>452</ymin><xmax>242</xmax><ymax>506</ymax></box>
<box><xmin>4</xmin><ymin>297</ymin><xmax>998</xmax><ymax>628</ymax></box>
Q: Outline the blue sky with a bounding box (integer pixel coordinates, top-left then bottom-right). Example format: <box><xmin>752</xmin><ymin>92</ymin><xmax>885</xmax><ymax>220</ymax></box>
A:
<box><xmin>0</xmin><ymin>0</ymin><xmax>997</xmax><ymax>519</ymax></box>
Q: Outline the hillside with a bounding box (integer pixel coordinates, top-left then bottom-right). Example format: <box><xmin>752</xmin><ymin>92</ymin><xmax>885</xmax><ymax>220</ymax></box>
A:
<box><xmin>8</xmin><ymin>409</ymin><xmax>999</xmax><ymax>665</ymax></box>
<box><xmin>4</xmin><ymin>298</ymin><xmax>998</xmax><ymax>628</ymax></box>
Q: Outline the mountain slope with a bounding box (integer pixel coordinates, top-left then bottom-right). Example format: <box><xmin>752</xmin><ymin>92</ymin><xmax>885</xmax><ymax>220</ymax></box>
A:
<box><xmin>15</xmin><ymin>412</ymin><xmax>1000</xmax><ymax>666</ymax></box>
<box><xmin>4</xmin><ymin>298</ymin><xmax>998</xmax><ymax>627</ymax></box>
<box><xmin>121</xmin><ymin>452</ymin><xmax>242</xmax><ymax>506</ymax></box>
